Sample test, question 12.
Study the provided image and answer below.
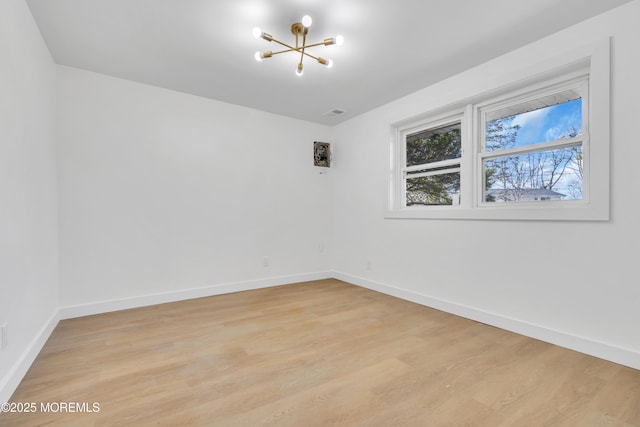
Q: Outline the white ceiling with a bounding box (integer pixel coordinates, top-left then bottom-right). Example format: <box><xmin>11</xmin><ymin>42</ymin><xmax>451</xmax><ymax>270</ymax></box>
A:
<box><xmin>27</xmin><ymin>0</ymin><xmax>633</xmax><ymax>125</ymax></box>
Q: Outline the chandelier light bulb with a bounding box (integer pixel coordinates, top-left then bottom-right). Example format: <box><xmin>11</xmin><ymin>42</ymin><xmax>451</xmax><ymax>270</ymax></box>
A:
<box><xmin>252</xmin><ymin>27</ymin><xmax>262</xmax><ymax>39</ymax></box>
<box><xmin>301</xmin><ymin>15</ymin><xmax>312</xmax><ymax>28</ymax></box>
<box><xmin>255</xmin><ymin>51</ymin><xmax>272</xmax><ymax>61</ymax></box>
<box><xmin>296</xmin><ymin>63</ymin><xmax>304</xmax><ymax>76</ymax></box>
<box><xmin>318</xmin><ymin>57</ymin><xmax>333</xmax><ymax>68</ymax></box>
<box><xmin>335</xmin><ymin>35</ymin><xmax>344</xmax><ymax>46</ymax></box>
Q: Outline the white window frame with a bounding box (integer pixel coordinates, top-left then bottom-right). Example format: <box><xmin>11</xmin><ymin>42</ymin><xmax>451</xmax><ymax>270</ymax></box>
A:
<box><xmin>476</xmin><ymin>74</ymin><xmax>589</xmax><ymax>209</ymax></box>
<box><xmin>387</xmin><ymin>38</ymin><xmax>609</xmax><ymax>221</ymax></box>
<box><xmin>398</xmin><ymin>112</ymin><xmax>466</xmax><ymax>209</ymax></box>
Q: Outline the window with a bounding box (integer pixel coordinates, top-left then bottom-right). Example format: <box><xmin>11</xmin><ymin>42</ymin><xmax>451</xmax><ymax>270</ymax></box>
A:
<box><xmin>388</xmin><ymin>38</ymin><xmax>609</xmax><ymax>221</ymax></box>
<box><xmin>402</xmin><ymin>118</ymin><xmax>462</xmax><ymax>206</ymax></box>
<box><xmin>479</xmin><ymin>79</ymin><xmax>587</xmax><ymax>205</ymax></box>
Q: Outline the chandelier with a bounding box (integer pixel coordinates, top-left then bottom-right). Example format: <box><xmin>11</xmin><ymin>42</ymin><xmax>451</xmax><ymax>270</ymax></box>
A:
<box><xmin>253</xmin><ymin>15</ymin><xmax>344</xmax><ymax>76</ymax></box>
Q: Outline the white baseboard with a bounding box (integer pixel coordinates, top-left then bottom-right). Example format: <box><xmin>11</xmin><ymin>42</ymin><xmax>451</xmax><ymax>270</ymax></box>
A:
<box><xmin>333</xmin><ymin>271</ymin><xmax>640</xmax><ymax>371</ymax></box>
<box><xmin>0</xmin><ymin>310</ymin><xmax>60</xmax><ymax>404</ymax></box>
<box><xmin>58</xmin><ymin>271</ymin><xmax>333</xmax><ymax>320</ymax></box>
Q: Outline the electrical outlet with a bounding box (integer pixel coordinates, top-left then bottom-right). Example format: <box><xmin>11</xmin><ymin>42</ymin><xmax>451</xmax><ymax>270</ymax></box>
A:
<box><xmin>263</xmin><ymin>256</ymin><xmax>270</xmax><ymax>267</ymax></box>
<box><xmin>1</xmin><ymin>323</ymin><xmax>7</xmax><ymax>350</ymax></box>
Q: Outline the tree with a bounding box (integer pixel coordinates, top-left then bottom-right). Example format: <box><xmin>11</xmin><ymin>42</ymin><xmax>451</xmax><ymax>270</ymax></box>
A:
<box><xmin>484</xmin><ymin>116</ymin><xmax>583</xmax><ymax>201</ymax></box>
<box><xmin>405</xmin><ymin>128</ymin><xmax>461</xmax><ymax>206</ymax></box>
<box><xmin>484</xmin><ymin>116</ymin><xmax>520</xmax><ymax>201</ymax></box>
<box><xmin>485</xmin><ymin>116</ymin><xmax>519</xmax><ymax>152</ymax></box>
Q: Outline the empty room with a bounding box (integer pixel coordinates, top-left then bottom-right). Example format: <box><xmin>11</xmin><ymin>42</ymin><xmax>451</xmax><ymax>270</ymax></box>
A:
<box><xmin>1</xmin><ymin>0</ymin><xmax>640</xmax><ymax>425</ymax></box>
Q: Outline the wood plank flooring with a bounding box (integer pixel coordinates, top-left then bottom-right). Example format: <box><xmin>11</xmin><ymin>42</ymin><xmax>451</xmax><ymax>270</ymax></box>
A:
<box><xmin>2</xmin><ymin>279</ymin><xmax>639</xmax><ymax>426</ymax></box>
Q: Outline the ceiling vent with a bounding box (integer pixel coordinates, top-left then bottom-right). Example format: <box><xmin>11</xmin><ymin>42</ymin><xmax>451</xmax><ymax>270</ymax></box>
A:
<box><xmin>324</xmin><ymin>108</ymin><xmax>346</xmax><ymax>117</ymax></box>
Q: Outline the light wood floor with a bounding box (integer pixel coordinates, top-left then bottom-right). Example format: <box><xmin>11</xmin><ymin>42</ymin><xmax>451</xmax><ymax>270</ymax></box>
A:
<box><xmin>2</xmin><ymin>279</ymin><xmax>639</xmax><ymax>426</ymax></box>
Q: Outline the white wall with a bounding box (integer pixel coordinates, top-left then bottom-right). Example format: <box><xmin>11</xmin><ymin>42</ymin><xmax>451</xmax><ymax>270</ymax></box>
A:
<box><xmin>56</xmin><ymin>66</ymin><xmax>333</xmax><ymax>313</ymax></box>
<box><xmin>0</xmin><ymin>0</ymin><xmax>59</xmax><ymax>402</ymax></box>
<box><xmin>331</xmin><ymin>0</ymin><xmax>640</xmax><ymax>369</ymax></box>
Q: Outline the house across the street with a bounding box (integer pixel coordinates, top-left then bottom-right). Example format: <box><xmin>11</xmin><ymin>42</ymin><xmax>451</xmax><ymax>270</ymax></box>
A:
<box><xmin>486</xmin><ymin>188</ymin><xmax>567</xmax><ymax>202</ymax></box>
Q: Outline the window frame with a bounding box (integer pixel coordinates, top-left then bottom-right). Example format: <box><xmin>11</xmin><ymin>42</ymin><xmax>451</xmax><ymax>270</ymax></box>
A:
<box><xmin>387</xmin><ymin>38</ymin><xmax>610</xmax><ymax>221</ymax></box>
<box><xmin>475</xmin><ymin>74</ymin><xmax>589</xmax><ymax>209</ymax></box>
<box><xmin>399</xmin><ymin>112</ymin><xmax>465</xmax><ymax>208</ymax></box>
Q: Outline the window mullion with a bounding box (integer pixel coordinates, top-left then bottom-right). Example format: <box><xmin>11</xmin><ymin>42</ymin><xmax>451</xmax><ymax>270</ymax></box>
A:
<box><xmin>403</xmin><ymin>158</ymin><xmax>461</xmax><ymax>173</ymax></box>
<box><xmin>480</xmin><ymin>137</ymin><xmax>583</xmax><ymax>161</ymax></box>
<box><xmin>460</xmin><ymin>104</ymin><xmax>473</xmax><ymax>209</ymax></box>
<box><xmin>406</xmin><ymin>167</ymin><xmax>461</xmax><ymax>179</ymax></box>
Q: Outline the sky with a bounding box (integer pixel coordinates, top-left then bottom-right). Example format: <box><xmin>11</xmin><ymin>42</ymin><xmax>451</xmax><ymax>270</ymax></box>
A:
<box><xmin>511</xmin><ymin>98</ymin><xmax>582</xmax><ymax>147</ymax></box>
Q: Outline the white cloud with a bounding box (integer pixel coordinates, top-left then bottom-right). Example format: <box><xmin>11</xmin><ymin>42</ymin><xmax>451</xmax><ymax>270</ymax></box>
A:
<box><xmin>544</xmin><ymin>110</ymin><xmax>581</xmax><ymax>141</ymax></box>
<box><xmin>511</xmin><ymin>107</ymin><xmax>550</xmax><ymax>128</ymax></box>
<box><xmin>545</xmin><ymin>126</ymin><xmax>563</xmax><ymax>141</ymax></box>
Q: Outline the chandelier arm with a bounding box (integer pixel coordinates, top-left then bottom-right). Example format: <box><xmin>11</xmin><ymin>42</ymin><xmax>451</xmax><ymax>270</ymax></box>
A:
<box><xmin>268</xmin><ymin>47</ymin><xmax>320</xmax><ymax>61</ymax></box>
<box><xmin>299</xmin><ymin>32</ymin><xmax>307</xmax><ymax>66</ymax></box>
<box><xmin>301</xmin><ymin>51</ymin><xmax>320</xmax><ymax>61</ymax></box>
<box><xmin>269</xmin><ymin>41</ymin><xmax>326</xmax><ymax>56</ymax></box>
<box><xmin>299</xmin><ymin>41</ymin><xmax>328</xmax><ymax>49</ymax></box>
<box><xmin>270</xmin><ymin>48</ymin><xmax>297</xmax><ymax>55</ymax></box>
<box><xmin>270</xmin><ymin>38</ymin><xmax>299</xmax><ymax>52</ymax></box>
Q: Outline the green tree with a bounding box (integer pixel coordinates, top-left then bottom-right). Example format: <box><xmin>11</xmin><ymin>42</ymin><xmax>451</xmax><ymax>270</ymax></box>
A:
<box><xmin>405</xmin><ymin>128</ymin><xmax>461</xmax><ymax>206</ymax></box>
<box><xmin>484</xmin><ymin>116</ymin><xmax>520</xmax><ymax>201</ymax></box>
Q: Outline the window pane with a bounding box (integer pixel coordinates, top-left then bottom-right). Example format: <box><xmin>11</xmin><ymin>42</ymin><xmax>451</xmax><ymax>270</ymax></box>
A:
<box><xmin>486</xmin><ymin>95</ymin><xmax>582</xmax><ymax>152</ymax></box>
<box><xmin>484</xmin><ymin>146</ymin><xmax>583</xmax><ymax>203</ymax></box>
<box><xmin>406</xmin><ymin>123</ymin><xmax>461</xmax><ymax>166</ymax></box>
<box><xmin>406</xmin><ymin>172</ymin><xmax>460</xmax><ymax>206</ymax></box>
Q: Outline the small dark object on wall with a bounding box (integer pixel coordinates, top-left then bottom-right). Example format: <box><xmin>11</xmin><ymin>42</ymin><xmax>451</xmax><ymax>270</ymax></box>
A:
<box><xmin>314</xmin><ymin>141</ymin><xmax>331</xmax><ymax>167</ymax></box>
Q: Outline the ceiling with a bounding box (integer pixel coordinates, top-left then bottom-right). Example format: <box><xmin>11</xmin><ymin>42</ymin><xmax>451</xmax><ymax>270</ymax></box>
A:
<box><xmin>26</xmin><ymin>0</ymin><xmax>633</xmax><ymax>126</ymax></box>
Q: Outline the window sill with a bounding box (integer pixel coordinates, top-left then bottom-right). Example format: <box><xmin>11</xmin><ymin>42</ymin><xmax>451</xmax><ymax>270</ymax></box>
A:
<box><xmin>385</xmin><ymin>203</ymin><xmax>609</xmax><ymax>221</ymax></box>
